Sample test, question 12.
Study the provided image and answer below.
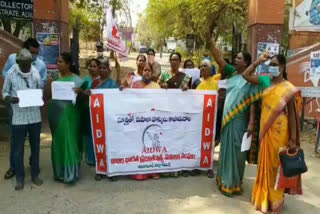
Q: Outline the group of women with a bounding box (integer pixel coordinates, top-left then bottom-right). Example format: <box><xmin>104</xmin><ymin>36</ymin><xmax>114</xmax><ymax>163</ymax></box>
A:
<box><xmin>48</xmin><ymin>38</ymin><xmax>302</xmax><ymax>213</ymax></box>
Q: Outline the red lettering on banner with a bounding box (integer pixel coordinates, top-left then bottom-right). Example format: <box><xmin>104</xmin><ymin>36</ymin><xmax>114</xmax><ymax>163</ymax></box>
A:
<box><xmin>200</xmin><ymin>95</ymin><xmax>216</xmax><ymax>168</ymax></box>
<box><xmin>90</xmin><ymin>95</ymin><xmax>107</xmax><ymax>173</ymax></box>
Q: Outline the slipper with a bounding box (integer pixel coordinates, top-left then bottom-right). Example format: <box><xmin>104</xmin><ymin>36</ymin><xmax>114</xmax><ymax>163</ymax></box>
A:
<box><xmin>94</xmin><ymin>174</ymin><xmax>103</xmax><ymax>181</ymax></box>
<box><xmin>4</xmin><ymin>170</ymin><xmax>15</xmax><ymax>180</ymax></box>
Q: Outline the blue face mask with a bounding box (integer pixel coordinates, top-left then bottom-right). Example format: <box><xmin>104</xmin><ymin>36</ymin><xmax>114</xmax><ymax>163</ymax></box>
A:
<box><xmin>269</xmin><ymin>66</ymin><xmax>280</xmax><ymax>77</ymax></box>
<box><xmin>32</xmin><ymin>54</ymin><xmax>38</xmax><ymax>62</ymax></box>
<box><xmin>143</xmin><ymin>76</ymin><xmax>152</xmax><ymax>84</ymax></box>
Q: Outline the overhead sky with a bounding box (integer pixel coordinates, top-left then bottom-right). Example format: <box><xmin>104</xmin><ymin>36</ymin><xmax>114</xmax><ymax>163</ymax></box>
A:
<box><xmin>129</xmin><ymin>0</ymin><xmax>149</xmax><ymax>27</ymax></box>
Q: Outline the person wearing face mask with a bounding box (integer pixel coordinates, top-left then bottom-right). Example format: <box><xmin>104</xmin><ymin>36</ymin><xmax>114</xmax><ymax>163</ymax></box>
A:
<box><xmin>96</xmin><ymin>42</ymin><xmax>104</xmax><ymax>60</ymax></box>
<box><xmin>121</xmin><ymin>54</ymin><xmax>146</xmax><ymax>88</ymax></box>
<box><xmin>209</xmin><ymin>38</ymin><xmax>261</xmax><ymax>197</ymax></box>
<box><xmin>2</xmin><ymin>38</ymin><xmax>47</xmax><ymax>180</ymax></box>
<box><xmin>147</xmin><ymin>49</ymin><xmax>162</xmax><ymax>82</ymax></box>
<box><xmin>2</xmin><ymin>38</ymin><xmax>47</xmax><ymax>88</ymax></box>
<box><xmin>74</xmin><ymin>58</ymin><xmax>119</xmax><ymax>182</ymax></box>
<box><xmin>242</xmin><ymin>54</ymin><xmax>302</xmax><ymax>214</ymax></box>
<box><xmin>2</xmin><ymin>49</ymin><xmax>43</xmax><ymax>191</ymax></box>
<box><xmin>83</xmin><ymin>58</ymin><xmax>101</xmax><ymax>90</ymax></box>
<box><xmin>120</xmin><ymin>63</ymin><xmax>160</xmax><ymax>180</ymax></box>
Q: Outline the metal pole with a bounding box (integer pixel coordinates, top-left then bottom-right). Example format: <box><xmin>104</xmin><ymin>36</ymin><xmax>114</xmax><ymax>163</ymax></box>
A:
<box><xmin>300</xmin><ymin>97</ymin><xmax>306</xmax><ymax>132</ymax></box>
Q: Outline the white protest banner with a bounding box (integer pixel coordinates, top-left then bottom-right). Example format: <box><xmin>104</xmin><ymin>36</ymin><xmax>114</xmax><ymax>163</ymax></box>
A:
<box><xmin>17</xmin><ymin>89</ymin><xmax>44</xmax><ymax>108</ymax></box>
<box><xmin>90</xmin><ymin>89</ymin><xmax>217</xmax><ymax>176</ymax></box>
<box><xmin>52</xmin><ymin>81</ymin><xmax>76</xmax><ymax>101</ymax></box>
<box><xmin>183</xmin><ymin>68</ymin><xmax>200</xmax><ymax>85</ymax></box>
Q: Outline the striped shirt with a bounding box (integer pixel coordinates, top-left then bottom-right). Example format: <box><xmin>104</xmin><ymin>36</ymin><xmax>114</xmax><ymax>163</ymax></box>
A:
<box><xmin>2</xmin><ymin>64</ymin><xmax>42</xmax><ymax>125</ymax></box>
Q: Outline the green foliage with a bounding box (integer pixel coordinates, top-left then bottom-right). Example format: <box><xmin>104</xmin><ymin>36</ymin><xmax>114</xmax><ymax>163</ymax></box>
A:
<box><xmin>145</xmin><ymin>0</ymin><xmax>248</xmax><ymax>45</ymax></box>
<box><xmin>70</xmin><ymin>0</ymin><xmax>104</xmax><ymax>42</ymax></box>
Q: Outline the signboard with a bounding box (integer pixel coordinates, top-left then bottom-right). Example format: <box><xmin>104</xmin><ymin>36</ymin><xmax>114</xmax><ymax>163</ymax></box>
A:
<box><xmin>256</xmin><ymin>42</ymin><xmax>280</xmax><ymax>74</ymax></box>
<box><xmin>90</xmin><ymin>89</ymin><xmax>217</xmax><ymax>176</ymax></box>
<box><xmin>300</xmin><ymin>87</ymin><xmax>320</xmax><ymax>97</ymax></box>
<box><xmin>0</xmin><ymin>0</ymin><xmax>33</xmax><ymax>20</ymax></box>
<box><xmin>36</xmin><ymin>33</ymin><xmax>60</xmax><ymax>70</ymax></box>
<box><xmin>290</xmin><ymin>0</ymin><xmax>320</xmax><ymax>32</ymax></box>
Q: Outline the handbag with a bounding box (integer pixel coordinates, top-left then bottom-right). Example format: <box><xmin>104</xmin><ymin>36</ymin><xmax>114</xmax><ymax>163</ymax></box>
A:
<box><xmin>279</xmin><ymin>148</ymin><xmax>308</xmax><ymax>177</ymax></box>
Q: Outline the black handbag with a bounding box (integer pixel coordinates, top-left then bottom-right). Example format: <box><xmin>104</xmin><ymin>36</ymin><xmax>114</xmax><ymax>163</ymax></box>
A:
<box><xmin>279</xmin><ymin>148</ymin><xmax>308</xmax><ymax>177</ymax></box>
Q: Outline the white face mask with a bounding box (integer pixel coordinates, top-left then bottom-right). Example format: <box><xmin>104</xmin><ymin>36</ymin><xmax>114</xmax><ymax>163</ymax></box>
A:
<box><xmin>147</xmin><ymin>55</ymin><xmax>155</xmax><ymax>64</ymax></box>
<box><xmin>269</xmin><ymin>66</ymin><xmax>280</xmax><ymax>77</ymax></box>
<box><xmin>98</xmin><ymin>52</ymin><xmax>103</xmax><ymax>57</ymax></box>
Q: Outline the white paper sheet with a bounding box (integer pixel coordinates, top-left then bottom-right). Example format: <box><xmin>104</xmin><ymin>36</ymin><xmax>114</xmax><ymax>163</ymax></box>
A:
<box><xmin>52</xmin><ymin>81</ymin><xmax>76</xmax><ymax>101</ymax></box>
<box><xmin>183</xmin><ymin>69</ymin><xmax>200</xmax><ymax>85</ymax></box>
<box><xmin>218</xmin><ymin>80</ymin><xmax>227</xmax><ymax>89</ymax></box>
<box><xmin>241</xmin><ymin>132</ymin><xmax>252</xmax><ymax>152</ymax></box>
<box><xmin>17</xmin><ymin>89</ymin><xmax>44</xmax><ymax>108</ymax></box>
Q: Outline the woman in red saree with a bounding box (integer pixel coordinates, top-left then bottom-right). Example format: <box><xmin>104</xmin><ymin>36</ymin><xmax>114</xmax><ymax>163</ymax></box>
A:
<box><xmin>243</xmin><ymin>54</ymin><xmax>302</xmax><ymax>214</ymax></box>
<box><xmin>120</xmin><ymin>62</ymin><xmax>161</xmax><ymax>180</ymax></box>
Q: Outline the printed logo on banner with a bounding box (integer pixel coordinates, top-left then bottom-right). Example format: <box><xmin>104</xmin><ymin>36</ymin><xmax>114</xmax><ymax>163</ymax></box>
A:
<box><xmin>142</xmin><ymin>124</ymin><xmax>162</xmax><ymax>148</ymax></box>
<box><xmin>201</xmin><ymin>95</ymin><xmax>216</xmax><ymax>168</ymax></box>
<box><xmin>90</xmin><ymin>94</ymin><xmax>107</xmax><ymax>174</ymax></box>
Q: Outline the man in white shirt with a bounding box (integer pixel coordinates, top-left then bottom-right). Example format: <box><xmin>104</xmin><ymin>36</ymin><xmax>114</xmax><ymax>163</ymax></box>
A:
<box><xmin>2</xmin><ymin>49</ymin><xmax>43</xmax><ymax>191</ymax></box>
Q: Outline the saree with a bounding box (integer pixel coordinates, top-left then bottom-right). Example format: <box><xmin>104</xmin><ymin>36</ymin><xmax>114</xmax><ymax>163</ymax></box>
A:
<box><xmin>160</xmin><ymin>71</ymin><xmax>191</xmax><ymax>89</ymax></box>
<box><xmin>83</xmin><ymin>76</ymin><xmax>101</xmax><ymax>89</ymax></box>
<box><xmin>48</xmin><ymin>75</ymin><xmax>84</xmax><ymax>183</ymax></box>
<box><xmin>216</xmin><ymin>74</ymin><xmax>261</xmax><ymax>196</ymax></box>
<box><xmin>85</xmin><ymin>78</ymin><xmax>119</xmax><ymax>165</ymax></box>
<box><xmin>132</xmin><ymin>80</ymin><xmax>160</xmax><ymax>89</ymax></box>
<box><xmin>252</xmin><ymin>81</ymin><xmax>302</xmax><ymax>213</ymax></box>
<box><xmin>196</xmin><ymin>76</ymin><xmax>218</xmax><ymax>90</ymax></box>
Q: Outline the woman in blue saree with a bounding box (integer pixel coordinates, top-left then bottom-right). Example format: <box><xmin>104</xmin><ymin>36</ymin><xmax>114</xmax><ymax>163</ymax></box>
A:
<box><xmin>76</xmin><ymin>58</ymin><xmax>119</xmax><ymax>181</ymax></box>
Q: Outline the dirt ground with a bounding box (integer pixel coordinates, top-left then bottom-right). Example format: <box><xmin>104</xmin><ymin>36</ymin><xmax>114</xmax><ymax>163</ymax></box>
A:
<box><xmin>0</xmin><ymin>53</ymin><xmax>320</xmax><ymax>214</ymax></box>
<box><xmin>0</xmin><ymin>128</ymin><xmax>319</xmax><ymax>214</ymax></box>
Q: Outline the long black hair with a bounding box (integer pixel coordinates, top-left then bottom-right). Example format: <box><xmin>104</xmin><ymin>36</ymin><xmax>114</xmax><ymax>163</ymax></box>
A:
<box><xmin>88</xmin><ymin>58</ymin><xmax>101</xmax><ymax>67</ymax></box>
<box><xmin>136</xmin><ymin>54</ymin><xmax>147</xmax><ymax>62</ymax></box>
<box><xmin>169</xmin><ymin>52</ymin><xmax>182</xmax><ymax>62</ymax></box>
<box><xmin>273</xmin><ymin>54</ymin><xmax>287</xmax><ymax>80</ymax></box>
<box><xmin>60</xmin><ymin>52</ymin><xmax>77</xmax><ymax>73</ymax></box>
<box><xmin>183</xmin><ymin>59</ymin><xmax>195</xmax><ymax>68</ymax></box>
<box><xmin>241</xmin><ymin>52</ymin><xmax>252</xmax><ymax>67</ymax></box>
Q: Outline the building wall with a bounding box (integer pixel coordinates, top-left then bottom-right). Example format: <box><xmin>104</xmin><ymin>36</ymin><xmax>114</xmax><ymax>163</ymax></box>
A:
<box><xmin>247</xmin><ymin>0</ymin><xmax>285</xmax><ymax>60</ymax></box>
<box><xmin>287</xmin><ymin>44</ymin><xmax>320</xmax><ymax>119</ymax></box>
<box><xmin>248</xmin><ymin>0</ymin><xmax>285</xmax><ymax>26</ymax></box>
<box><xmin>33</xmin><ymin>0</ymin><xmax>70</xmax><ymax>53</ymax></box>
<box><xmin>290</xmin><ymin>32</ymin><xmax>320</xmax><ymax>50</ymax></box>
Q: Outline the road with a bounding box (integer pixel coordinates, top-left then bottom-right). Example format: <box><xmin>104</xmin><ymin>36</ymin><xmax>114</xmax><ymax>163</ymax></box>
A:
<box><xmin>0</xmin><ymin>53</ymin><xmax>320</xmax><ymax>214</ymax></box>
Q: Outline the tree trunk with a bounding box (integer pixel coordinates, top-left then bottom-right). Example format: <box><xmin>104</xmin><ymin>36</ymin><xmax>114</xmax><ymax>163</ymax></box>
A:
<box><xmin>1</xmin><ymin>18</ymin><xmax>12</xmax><ymax>34</ymax></box>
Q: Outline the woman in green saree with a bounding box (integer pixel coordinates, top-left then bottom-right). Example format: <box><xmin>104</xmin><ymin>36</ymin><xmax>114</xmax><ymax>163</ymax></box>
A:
<box><xmin>210</xmin><ymin>39</ymin><xmax>261</xmax><ymax>196</ymax></box>
<box><xmin>48</xmin><ymin>52</ymin><xmax>85</xmax><ymax>183</ymax></box>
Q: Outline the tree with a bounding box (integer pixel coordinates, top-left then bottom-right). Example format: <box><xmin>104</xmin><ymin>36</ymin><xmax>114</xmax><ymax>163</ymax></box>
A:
<box><xmin>0</xmin><ymin>18</ymin><xmax>30</xmax><ymax>38</ymax></box>
<box><xmin>145</xmin><ymin>0</ymin><xmax>248</xmax><ymax>48</ymax></box>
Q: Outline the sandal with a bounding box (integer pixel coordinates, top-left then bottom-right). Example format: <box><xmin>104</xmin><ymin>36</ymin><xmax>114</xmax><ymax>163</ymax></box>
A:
<box><xmin>94</xmin><ymin>174</ymin><xmax>103</xmax><ymax>181</ymax></box>
<box><xmin>181</xmin><ymin>171</ymin><xmax>189</xmax><ymax>177</ymax></box>
<box><xmin>109</xmin><ymin>176</ymin><xmax>118</xmax><ymax>182</ymax></box>
<box><xmin>190</xmin><ymin>169</ymin><xmax>201</xmax><ymax>176</ymax></box>
<box><xmin>207</xmin><ymin>170</ymin><xmax>214</xmax><ymax>178</ymax></box>
<box><xmin>170</xmin><ymin>172</ymin><xmax>179</xmax><ymax>177</ymax></box>
<box><xmin>4</xmin><ymin>169</ymin><xmax>15</xmax><ymax>180</ymax></box>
